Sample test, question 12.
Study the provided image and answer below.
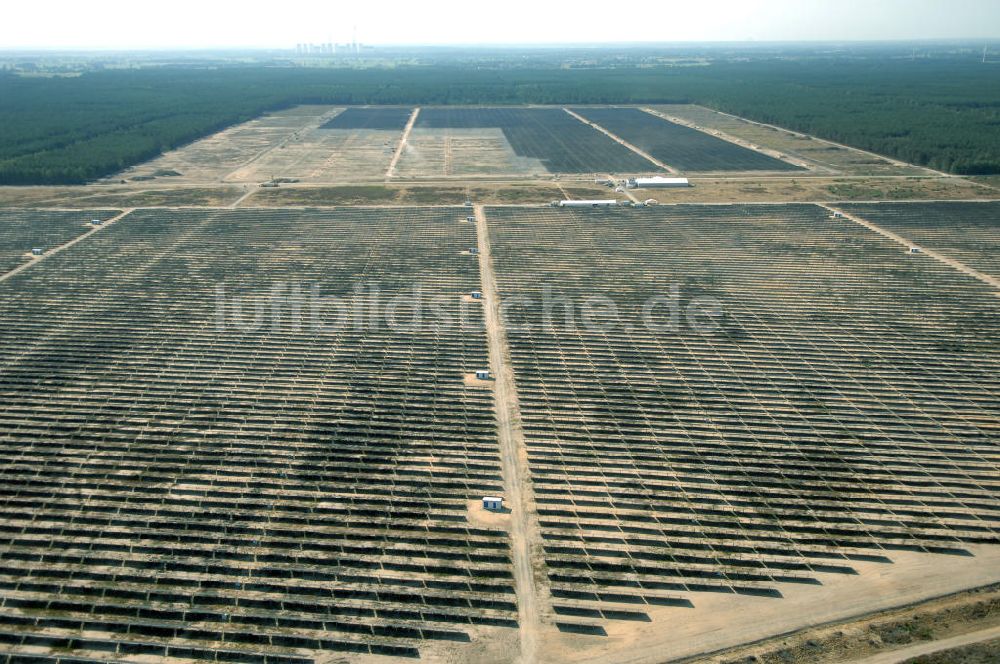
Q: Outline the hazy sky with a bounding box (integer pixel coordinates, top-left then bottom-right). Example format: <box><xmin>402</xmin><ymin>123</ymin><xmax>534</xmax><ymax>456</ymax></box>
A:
<box><xmin>2</xmin><ymin>0</ymin><xmax>999</xmax><ymax>49</ymax></box>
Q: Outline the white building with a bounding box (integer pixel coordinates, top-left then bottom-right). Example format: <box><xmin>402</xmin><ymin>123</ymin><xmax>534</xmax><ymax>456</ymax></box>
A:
<box><xmin>555</xmin><ymin>200</ymin><xmax>619</xmax><ymax>208</ymax></box>
<box><xmin>483</xmin><ymin>496</ymin><xmax>503</xmax><ymax>511</ymax></box>
<box><xmin>627</xmin><ymin>177</ymin><xmax>690</xmax><ymax>189</ymax></box>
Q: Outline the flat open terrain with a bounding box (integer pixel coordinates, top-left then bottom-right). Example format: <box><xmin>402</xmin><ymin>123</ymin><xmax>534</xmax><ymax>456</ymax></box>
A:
<box><xmin>396</xmin><ymin>128</ymin><xmax>549</xmax><ymax>178</ymax></box>
<box><xmin>120</xmin><ymin>106</ymin><xmax>342</xmax><ymax>184</ymax></box>
<box><xmin>404</xmin><ymin>108</ymin><xmax>658</xmax><ymax>176</ymax></box>
<box><xmin>225</xmin><ymin>126</ymin><xmax>397</xmax><ymax>183</ymax></box>
<box><xmin>60</xmin><ymin>104</ymin><xmax>995</xmax><ymax>204</ymax></box>
<box><xmin>118</xmin><ymin>106</ymin><xmax>410</xmax><ymax>185</ymax></box>
<box><xmin>0</xmin><ymin>102</ymin><xmax>997</xmax><ymax>664</ymax></box>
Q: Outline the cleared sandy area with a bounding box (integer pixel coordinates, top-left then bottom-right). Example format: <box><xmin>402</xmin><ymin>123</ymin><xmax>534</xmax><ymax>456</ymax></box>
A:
<box><xmin>396</xmin><ymin>128</ymin><xmax>548</xmax><ymax>178</ymax></box>
<box><xmin>228</xmin><ymin>127</ymin><xmax>399</xmax><ymax>182</ymax></box>
<box><xmin>119</xmin><ymin>106</ymin><xmax>342</xmax><ymax>184</ymax></box>
<box><xmin>537</xmin><ymin>545</ymin><xmax>1000</xmax><ymax>664</ymax></box>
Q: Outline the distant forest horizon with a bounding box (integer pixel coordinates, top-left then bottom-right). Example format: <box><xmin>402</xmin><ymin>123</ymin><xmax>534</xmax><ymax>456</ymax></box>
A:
<box><xmin>0</xmin><ymin>46</ymin><xmax>998</xmax><ymax>184</ymax></box>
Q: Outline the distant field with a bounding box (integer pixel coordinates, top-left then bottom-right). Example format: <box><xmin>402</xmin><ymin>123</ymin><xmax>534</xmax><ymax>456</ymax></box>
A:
<box><xmin>124</xmin><ymin>106</ymin><xmax>340</xmax><ymax>184</ymax></box>
<box><xmin>320</xmin><ymin>107</ymin><xmax>413</xmax><ymax>130</ymax></box>
<box><xmin>840</xmin><ymin>201</ymin><xmax>1000</xmax><ymax>278</ymax></box>
<box><xmin>123</xmin><ymin>106</ymin><xmax>405</xmax><ymax>184</ymax></box>
<box><xmin>3</xmin><ymin>58</ymin><xmax>999</xmax><ymax>184</ymax></box>
<box><xmin>414</xmin><ymin>108</ymin><xmax>656</xmax><ymax>174</ymax></box>
<box><xmin>573</xmin><ymin>107</ymin><xmax>803</xmax><ymax>172</ymax></box>
<box><xmin>228</xmin><ymin>127</ymin><xmax>396</xmax><ymax>182</ymax></box>
<box><xmin>653</xmin><ymin>105</ymin><xmax>928</xmax><ymax>176</ymax></box>
<box><xmin>396</xmin><ymin>127</ymin><xmax>549</xmax><ymax>178</ymax></box>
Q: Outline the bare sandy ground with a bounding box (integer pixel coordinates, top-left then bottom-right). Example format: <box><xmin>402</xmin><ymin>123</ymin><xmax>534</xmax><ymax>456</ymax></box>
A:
<box><xmin>536</xmin><ymin>545</ymin><xmax>1000</xmax><ymax>664</ymax></box>
<box><xmin>396</xmin><ymin>128</ymin><xmax>548</xmax><ymax>178</ymax></box>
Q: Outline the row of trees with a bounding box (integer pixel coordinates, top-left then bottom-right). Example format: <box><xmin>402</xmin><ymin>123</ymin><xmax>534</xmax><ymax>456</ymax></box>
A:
<box><xmin>1</xmin><ymin>58</ymin><xmax>998</xmax><ymax>184</ymax></box>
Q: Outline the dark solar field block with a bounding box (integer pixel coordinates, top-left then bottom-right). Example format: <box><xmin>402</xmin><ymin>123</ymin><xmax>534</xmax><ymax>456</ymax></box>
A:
<box><xmin>571</xmin><ymin>107</ymin><xmax>804</xmax><ymax>172</ymax></box>
<box><xmin>416</xmin><ymin>108</ymin><xmax>655</xmax><ymax>173</ymax></box>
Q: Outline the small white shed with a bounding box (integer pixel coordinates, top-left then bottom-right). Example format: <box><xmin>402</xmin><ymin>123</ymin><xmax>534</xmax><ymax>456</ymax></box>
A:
<box><xmin>483</xmin><ymin>496</ymin><xmax>503</xmax><ymax>511</ymax></box>
<box><xmin>475</xmin><ymin>370</ymin><xmax>491</xmax><ymax>380</ymax></box>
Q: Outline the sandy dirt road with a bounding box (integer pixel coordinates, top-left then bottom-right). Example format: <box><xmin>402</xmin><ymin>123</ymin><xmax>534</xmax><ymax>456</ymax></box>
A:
<box><xmin>386</xmin><ymin>107</ymin><xmax>420</xmax><ymax>178</ymax></box>
<box><xmin>476</xmin><ymin>204</ymin><xmax>546</xmax><ymax>663</ymax></box>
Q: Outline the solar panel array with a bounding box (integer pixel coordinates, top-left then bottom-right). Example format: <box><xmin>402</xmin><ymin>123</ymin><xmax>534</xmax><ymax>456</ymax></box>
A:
<box><xmin>839</xmin><ymin>202</ymin><xmax>1000</xmax><ymax>279</ymax></box>
<box><xmin>485</xmin><ymin>204</ymin><xmax>1000</xmax><ymax>633</ymax></box>
<box><xmin>572</xmin><ymin>108</ymin><xmax>804</xmax><ymax>172</ymax></box>
<box><xmin>0</xmin><ymin>208</ymin><xmax>516</xmax><ymax>662</ymax></box>
<box><xmin>0</xmin><ymin>210</ymin><xmax>119</xmax><ymax>274</ymax></box>
<box><xmin>416</xmin><ymin>108</ymin><xmax>655</xmax><ymax>173</ymax></box>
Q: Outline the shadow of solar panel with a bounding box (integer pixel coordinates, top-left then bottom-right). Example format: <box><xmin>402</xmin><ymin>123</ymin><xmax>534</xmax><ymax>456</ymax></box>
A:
<box><xmin>555</xmin><ymin>623</ymin><xmax>608</xmax><ymax>636</ymax></box>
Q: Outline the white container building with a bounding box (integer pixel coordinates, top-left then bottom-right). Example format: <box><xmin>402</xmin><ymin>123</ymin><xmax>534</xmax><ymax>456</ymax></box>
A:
<box><xmin>555</xmin><ymin>200</ymin><xmax>619</xmax><ymax>208</ymax></box>
<box><xmin>627</xmin><ymin>177</ymin><xmax>690</xmax><ymax>189</ymax></box>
